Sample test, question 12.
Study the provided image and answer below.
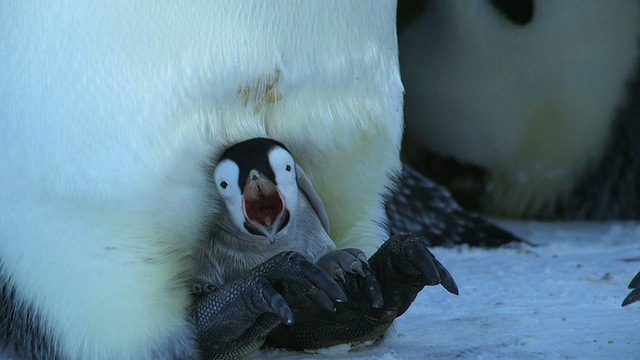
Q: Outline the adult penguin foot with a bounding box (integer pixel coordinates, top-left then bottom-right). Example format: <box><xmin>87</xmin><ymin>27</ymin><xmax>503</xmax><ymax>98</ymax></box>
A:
<box><xmin>265</xmin><ymin>232</ymin><xmax>457</xmax><ymax>351</ymax></box>
<box><xmin>192</xmin><ymin>251</ymin><xmax>345</xmax><ymax>359</ymax></box>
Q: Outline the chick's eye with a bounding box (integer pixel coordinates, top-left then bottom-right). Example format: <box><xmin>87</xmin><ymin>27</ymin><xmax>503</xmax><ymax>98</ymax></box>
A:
<box><xmin>220</xmin><ymin>181</ymin><xmax>228</xmax><ymax>189</ymax></box>
<box><xmin>285</xmin><ymin>165</ymin><xmax>292</xmax><ymax>172</ymax></box>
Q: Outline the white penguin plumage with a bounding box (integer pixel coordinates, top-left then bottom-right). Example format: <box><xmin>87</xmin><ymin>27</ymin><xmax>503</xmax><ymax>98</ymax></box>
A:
<box><xmin>0</xmin><ymin>2</ymin><xmax>403</xmax><ymax>358</ymax></box>
<box><xmin>399</xmin><ymin>0</ymin><xmax>640</xmax><ymax>218</ymax></box>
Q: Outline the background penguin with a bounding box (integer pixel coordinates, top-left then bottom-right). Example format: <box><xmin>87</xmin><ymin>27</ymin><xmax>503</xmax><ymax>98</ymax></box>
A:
<box><xmin>386</xmin><ymin>165</ymin><xmax>525</xmax><ymax>247</ymax></box>
<box><xmin>397</xmin><ymin>0</ymin><xmax>640</xmax><ymax>219</ymax></box>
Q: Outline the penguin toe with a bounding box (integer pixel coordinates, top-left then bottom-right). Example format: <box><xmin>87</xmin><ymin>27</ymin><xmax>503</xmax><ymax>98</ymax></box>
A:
<box><xmin>372</xmin><ymin>232</ymin><xmax>458</xmax><ymax>294</ymax></box>
<box><xmin>622</xmin><ymin>271</ymin><xmax>640</xmax><ymax>307</ymax></box>
<box><xmin>315</xmin><ymin>248</ymin><xmax>383</xmax><ymax>307</ymax></box>
<box><xmin>256</xmin><ymin>251</ymin><xmax>347</xmax><ymax>304</ymax></box>
<box><xmin>316</xmin><ymin>248</ymin><xmax>369</xmax><ymax>280</ymax></box>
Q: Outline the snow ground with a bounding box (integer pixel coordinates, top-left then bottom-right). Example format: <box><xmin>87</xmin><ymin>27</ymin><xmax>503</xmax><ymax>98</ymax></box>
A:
<box><xmin>256</xmin><ymin>221</ymin><xmax>640</xmax><ymax>359</ymax></box>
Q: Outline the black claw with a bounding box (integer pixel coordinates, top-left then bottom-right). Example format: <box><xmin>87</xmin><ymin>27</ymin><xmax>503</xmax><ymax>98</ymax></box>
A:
<box><xmin>435</xmin><ymin>259</ymin><xmax>459</xmax><ymax>295</ymax></box>
<box><xmin>622</xmin><ymin>288</ymin><xmax>640</xmax><ymax>307</ymax></box>
<box><xmin>299</xmin><ymin>257</ymin><xmax>347</xmax><ymax>303</ymax></box>
<box><xmin>192</xmin><ymin>284</ymin><xmax>204</xmax><ymax>295</ymax></box>
<box><xmin>191</xmin><ymin>279</ymin><xmax>216</xmax><ymax>296</ymax></box>
<box><xmin>310</xmin><ymin>291</ymin><xmax>337</xmax><ymax>312</ymax></box>
<box><xmin>360</xmin><ymin>270</ymin><xmax>384</xmax><ymax>308</ymax></box>
<box><xmin>622</xmin><ymin>271</ymin><xmax>640</xmax><ymax>307</ymax></box>
<box><xmin>358</xmin><ymin>253</ymin><xmax>370</xmax><ymax>266</ymax></box>
<box><xmin>351</xmin><ymin>261</ymin><xmax>366</xmax><ymax>277</ymax></box>
<box><xmin>262</xmin><ymin>281</ymin><xmax>293</xmax><ymax>325</ymax></box>
<box><xmin>628</xmin><ymin>271</ymin><xmax>640</xmax><ymax>289</ymax></box>
<box><xmin>315</xmin><ymin>248</ymin><xmax>372</xmax><ymax>288</ymax></box>
<box><xmin>406</xmin><ymin>242</ymin><xmax>441</xmax><ymax>284</ymax></box>
<box><xmin>346</xmin><ymin>248</ymin><xmax>370</xmax><ymax>267</ymax></box>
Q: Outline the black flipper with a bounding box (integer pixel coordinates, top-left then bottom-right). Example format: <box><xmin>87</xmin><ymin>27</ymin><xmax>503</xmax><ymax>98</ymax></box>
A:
<box><xmin>386</xmin><ymin>166</ymin><xmax>525</xmax><ymax>247</ymax></box>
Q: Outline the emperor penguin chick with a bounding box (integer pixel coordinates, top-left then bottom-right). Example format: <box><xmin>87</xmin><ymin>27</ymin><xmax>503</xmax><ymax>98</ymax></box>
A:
<box><xmin>195</xmin><ymin>137</ymin><xmax>369</xmax><ymax>289</ymax></box>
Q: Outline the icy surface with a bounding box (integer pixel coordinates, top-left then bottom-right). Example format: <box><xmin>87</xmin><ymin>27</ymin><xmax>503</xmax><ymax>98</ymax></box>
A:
<box><xmin>254</xmin><ymin>221</ymin><xmax>640</xmax><ymax>359</ymax></box>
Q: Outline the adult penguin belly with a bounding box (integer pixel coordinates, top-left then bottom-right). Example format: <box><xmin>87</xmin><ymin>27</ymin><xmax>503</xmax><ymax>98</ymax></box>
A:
<box><xmin>0</xmin><ymin>1</ymin><xmax>402</xmax><ymax>358</ymax></box>
<box><xmin>399</xmin><ymin>0</ymin><xmax>640</xmax><ymax>219</ymax></box>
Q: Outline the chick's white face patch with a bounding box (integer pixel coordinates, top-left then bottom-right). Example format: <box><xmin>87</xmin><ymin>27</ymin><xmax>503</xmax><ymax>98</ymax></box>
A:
<box><xmin>268</xmin><ymin>146</ymin><xmax>299</xmax><ymax>219</ymax></box>
<box><xmin>213</xmin><ymin>159</ymin><xmax>247</xmax><ymax>233</ymax></box>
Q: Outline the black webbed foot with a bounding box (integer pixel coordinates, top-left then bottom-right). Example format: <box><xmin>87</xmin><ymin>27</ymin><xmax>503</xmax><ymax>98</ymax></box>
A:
<box><xmin>192</xmin><ymin>251</ymin><xmax>345</xmax><ymax>359</ymax></box>
<box><xmin>265</xmin><ymin>232</ymin><xmax>457</xmax><ymax>351</ymax></box>
<box><xmin>622</xmin><ymin>271</ymin><xmax>640</xmax><ymax>307</ymax></box>
<box><xmin>368</xmin><ymin>232</ymin><xmax>458</xmax><ymax>317</ymax></box>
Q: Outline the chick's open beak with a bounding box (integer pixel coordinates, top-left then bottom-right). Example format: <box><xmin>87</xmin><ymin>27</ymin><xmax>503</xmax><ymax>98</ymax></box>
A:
<box><xmin>242</xmin><ymin>169</ymin><xmax>289</xmax><ymax>242</ymax></box>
